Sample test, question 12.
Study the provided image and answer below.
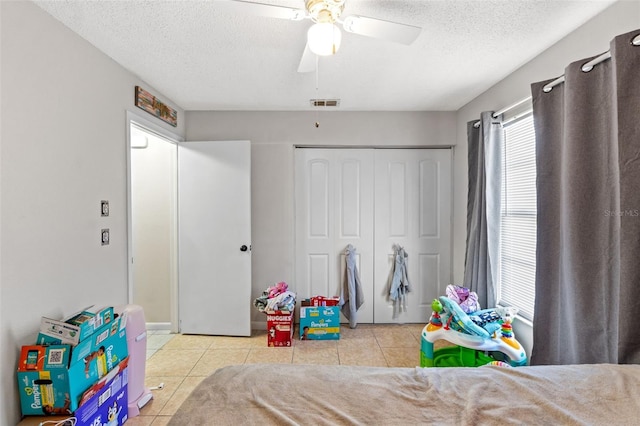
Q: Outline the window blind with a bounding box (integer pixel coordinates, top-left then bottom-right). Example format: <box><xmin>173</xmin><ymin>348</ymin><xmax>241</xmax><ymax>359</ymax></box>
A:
<box><xmin>499</xmin><ymin>114</ymin><xmax>536</xmax><ymax>320</ymax></box>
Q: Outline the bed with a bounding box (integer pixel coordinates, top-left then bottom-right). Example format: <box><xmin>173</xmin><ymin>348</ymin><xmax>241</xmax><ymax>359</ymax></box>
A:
<box><xmin>167</xmin><ymin>362</ymin><xmax>640</xmax><ymax>425</ymax></box>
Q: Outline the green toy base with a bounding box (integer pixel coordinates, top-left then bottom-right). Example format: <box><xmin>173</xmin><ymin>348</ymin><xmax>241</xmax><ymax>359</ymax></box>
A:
<box><xmin>421</xmin><ymin>345</ymin><xmax>497</xmax><ymax>367</ymax></box>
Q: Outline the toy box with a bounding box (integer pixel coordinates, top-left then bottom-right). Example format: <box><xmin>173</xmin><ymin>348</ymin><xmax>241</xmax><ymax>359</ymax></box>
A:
<box><xmin>38</xmin><ymin>306</ymin><xmax>115</xmax><ymax>346</ymax></box>
<box><xmin>266</xmin><ymin>309</ymin><xmax>294</xmax><ymax>347</ymax></box>
<box><xmin>74</xmin><ymin>357</ymin><xmax>129</xmax><ymax>426</ymax></box>
<box><xmin>299</xmin><ymin>306</ymin><xmax>340</xmax><ymax>340</ymax></box>
<box><xmin>17</xmin><ymin>316</ymin><xmax>128</xmax><ymax>415</ymax></box>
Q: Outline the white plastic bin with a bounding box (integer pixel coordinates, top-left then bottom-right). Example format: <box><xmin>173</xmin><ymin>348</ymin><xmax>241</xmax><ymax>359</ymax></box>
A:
<box><xmin>117</xmin><ymin>304</ymin><xmax>153</xmax><ymax>417</ymax></box>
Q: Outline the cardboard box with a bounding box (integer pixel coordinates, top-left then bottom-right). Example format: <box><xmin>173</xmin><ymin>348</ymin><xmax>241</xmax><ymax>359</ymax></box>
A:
<box><xmin>66</xmin><ymin>314</ymin><xmax>128</xmax><ymax>390</ymax></box>
<box><xmin>74</xmin><ymin>357</ymin><xmax>129</xmax><ymax>426</ymax></box>
<box><xmin>17</xmin><ymin>316</ymin><xmax>128</xmax><ymax>415</ymax></box>
<box><xmin>299</xmin><ymin>306</ymin><xmax>340</xmax><ymax>340</ymax></box>
<box><xmin>67</xmin><ymin>314</ymin><xmax>126</xmax><ymax>365</ymax></box>
<box><xmin>17</xmin><ymin>345</ymin><xmax>72</xmax><ymax>416</ymax></box>
<box><xmin>266</xmin><ymin>310</ymin><xmax>294</xmax><ymax>347</ymax></box>
<box><xmin>302</xmin><ymin>296</ymin><xmax>340</xmax><ymax>307</ymax></box>
<box><xmin>38</xmin><ymin>306</ymin><xmax>115</xmax><ymax>346</ymax></box>
<box><xmin>17</xmin><ymin>358</ymin><xmax>130</xmax><ymax>426</ymax></box>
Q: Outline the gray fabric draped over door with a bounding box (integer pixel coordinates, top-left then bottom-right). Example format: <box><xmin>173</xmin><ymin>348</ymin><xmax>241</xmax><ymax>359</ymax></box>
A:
<box><xmin>464</xmin><ymin>111</ymin><xmax>503</xmax><ymax>309</ymax></box>
<box><xmin>531</xmin><ymin>29</ymin><xmax>640</xmax><ymax>365</ymax></box>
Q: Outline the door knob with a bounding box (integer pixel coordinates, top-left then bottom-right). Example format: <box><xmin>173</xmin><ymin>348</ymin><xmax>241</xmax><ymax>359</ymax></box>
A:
<box><xmin>240</xmin><ymin>245</ymin><xmax>248</xmax><ymax>252</ymax></box>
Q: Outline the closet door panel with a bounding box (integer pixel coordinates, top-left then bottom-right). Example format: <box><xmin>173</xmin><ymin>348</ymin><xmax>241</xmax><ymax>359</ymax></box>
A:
<box><xmin>339</xmin><ymin>160</ymin><xmax>362</xmax><ymax>238</ymax></box>
<box><xmin>309</xmin><ymin>160</ymin><xmax>330</xmax><ymax>237</ymax></box>
<box><xmin>309</xmin><ymin>254</ymin><xmax>330</xmax><ymax>297</ymax></box>
<box><xmin>374</xmin><ymin>149</ymin><xmax>452</xmax><ymax>323</ymax></box>
<box><xmin>388</xmin><ymin>162</ymin><xmax>408</xmax><ymax>237</ymax></box>
<box><xmin>295</xmin><ymin>149</ymin><xmax>375</xmax><ymax>324</ymax></box>
<box><xmin>418</xmin><ymin>253</ymin><xmax>440</xmax><ymax>306</ymax></box>
<box><xmin>419</xmin><ymin>159</ymin><xmax>439</xmax><ymax>237</ymax></box>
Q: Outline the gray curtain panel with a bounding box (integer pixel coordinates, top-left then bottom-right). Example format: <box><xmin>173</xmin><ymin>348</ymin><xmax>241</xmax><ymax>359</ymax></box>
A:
<box><xmin>531</xmin><ymin>29</ymin><xmax>640</xmax><ymax>365</ymax></box>
<box><xmin>464</xmin><ymin>111</ymin><xmax>503</xmax><ymax>309</ymax></box>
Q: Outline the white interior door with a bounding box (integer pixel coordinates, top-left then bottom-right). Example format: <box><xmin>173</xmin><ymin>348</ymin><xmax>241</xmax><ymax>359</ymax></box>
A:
<box><xmin>373</xmin><ymin>149</ymin><xmax>452</xmax><ymax>323</ymax></box>
<box><xmin>178</xmin><ymin>140</ymin><xmax>251</xmax><ymax>336</ymax></box>
<box><xmin>295</xmin><ymin>149</ymin><xmax>375</xmax><ymax>323</ymax></box>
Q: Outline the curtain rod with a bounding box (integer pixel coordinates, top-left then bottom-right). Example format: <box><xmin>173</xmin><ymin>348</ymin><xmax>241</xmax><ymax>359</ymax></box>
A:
<box><xmin>473</xmin><ymin>96</ymin><xmax>531</xmax><ymax>128</ymax></box>
<box><xmin>473</xmin><ymin>33</ymin><xmax>640</xmax><ymax>128</ymax></box>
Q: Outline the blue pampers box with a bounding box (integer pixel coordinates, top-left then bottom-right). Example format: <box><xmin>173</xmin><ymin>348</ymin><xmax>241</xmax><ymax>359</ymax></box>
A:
<box><xmin>66</xmin><ymin>315</ymin><xmax>128</xmax><ymax>409</ymax></box>
<box><xmin>17</xmin><ymin>316</ymin><xmax>128</xmax><ymax>415</ymax></box>
<box><xmin>38</xmin><ymin>306</ymin><xmax>115</xmax><ymax>346</ymax></box>
<box><xmin>17</xmin><ymin>345</ymin><xmax>72</xmax><ymax>416</ymax></box>
<box><xmin>299</xmin><ymin>306</ymin><xmax>340</xmax><ymax>340</ymax></box>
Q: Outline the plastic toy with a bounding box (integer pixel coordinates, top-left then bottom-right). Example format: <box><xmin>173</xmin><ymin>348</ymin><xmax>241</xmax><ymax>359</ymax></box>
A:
<box><xmin>421</xmin><ymin>296</ymin><xmax>527</xmax><ymax>367</ymax></box>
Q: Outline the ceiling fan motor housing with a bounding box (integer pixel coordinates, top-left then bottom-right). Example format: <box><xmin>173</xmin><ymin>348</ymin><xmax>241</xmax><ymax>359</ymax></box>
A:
<box><xmin>306</xmin><ymin>0</ymin><xmax>345</xmax><ymax>23</ymax></box>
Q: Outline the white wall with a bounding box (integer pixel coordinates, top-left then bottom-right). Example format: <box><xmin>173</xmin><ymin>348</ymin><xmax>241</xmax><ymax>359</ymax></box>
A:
<box><xmin>454</xmin><ymin>0</ymin><xmax>640</xmax><ymax>357</ymax></box>
<box><xmin>0</xmin><ymin>2</ymin><xmax>184</xmax><ymax>424</ymax></box>
<box><xmin>131</xmin><ymin>133</ymin><xmax>176</xmax><ymax>324</ymax></box>
<box><xmin>185</xmin><ymin>111</ymin><xmax>458</xmax><ymax>327</ymax></box>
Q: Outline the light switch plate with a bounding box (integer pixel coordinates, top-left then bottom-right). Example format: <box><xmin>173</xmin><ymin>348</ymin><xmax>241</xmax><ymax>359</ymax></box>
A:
<box><xmin>101</xmin><ymin>200</ymin><xmax>109</xmax><ymax>217</ymax></box>
<box><xmin>101</xmin><ymin>228</ymin><xmax>110</xmax><ymax>246</ymax></box>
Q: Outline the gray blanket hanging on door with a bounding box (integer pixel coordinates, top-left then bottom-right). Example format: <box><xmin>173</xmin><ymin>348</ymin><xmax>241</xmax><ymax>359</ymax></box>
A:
<box><xmin>340</xmin><ymin>244</ymin><xmax>365</xmax><ymax>329</ymax></box>
<box><xmin>388</xmin><ymin>245</ymin><xmax>411</xmax><ymax>318</ymax></box>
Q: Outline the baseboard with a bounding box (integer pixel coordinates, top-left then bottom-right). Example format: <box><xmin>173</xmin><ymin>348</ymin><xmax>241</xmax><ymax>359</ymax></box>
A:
<box><xmin>252</xmin><ymin>321</ymin><xmax>267</xmax><ymax>331</ymax></box>
<box><xmin>146</xmin><ymin>322</ymin><xmax>172</xmax><ymax>331</ymax></box>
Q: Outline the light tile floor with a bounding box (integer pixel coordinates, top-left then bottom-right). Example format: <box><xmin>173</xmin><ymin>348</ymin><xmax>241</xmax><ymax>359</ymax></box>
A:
<box><xmin>126</xmin><ymin>324</ymin><xmax>426</xmax><ymax>425</ymax></box>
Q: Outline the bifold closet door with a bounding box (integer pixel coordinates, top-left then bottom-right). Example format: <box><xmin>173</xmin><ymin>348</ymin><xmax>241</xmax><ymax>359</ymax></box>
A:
<box><xmin>373</xmin><ymin>149</ymin><xmax>452</xmax><ymax>323</ymax></box>
<box><xmin>295</xmin><ymin>149</ymin><xmax>375</xmax><ymax>323</ymax></box>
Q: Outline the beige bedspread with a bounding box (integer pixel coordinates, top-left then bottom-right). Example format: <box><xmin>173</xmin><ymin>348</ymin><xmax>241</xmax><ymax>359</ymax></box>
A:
<box><xmin>168</xmin><ymin>363</ymin><xmax>640</xmax><ymax>425</ymax></box>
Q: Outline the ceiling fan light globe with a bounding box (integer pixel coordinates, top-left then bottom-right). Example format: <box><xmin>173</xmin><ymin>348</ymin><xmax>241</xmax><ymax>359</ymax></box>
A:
<box><xmin>307</xmin><ymin>23</ymin><xmax>341</xmax><ymax>56</ymax></box>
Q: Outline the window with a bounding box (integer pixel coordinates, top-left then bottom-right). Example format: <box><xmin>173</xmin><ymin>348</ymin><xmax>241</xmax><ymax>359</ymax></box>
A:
<box><xmin>498</xmin><ymin>114</ymin><xmax>537</xmax><ymax>320</ymax></box>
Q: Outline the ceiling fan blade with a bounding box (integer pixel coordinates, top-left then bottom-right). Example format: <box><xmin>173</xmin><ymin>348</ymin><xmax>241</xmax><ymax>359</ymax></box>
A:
<box><xmin>342</xmin><ymin>15</ymin><xmax>421</xmax><ymax>45</ymax></box>
<box><xmin>223</xmin><ymin>0</ymin><xmax>306</xmax><ymax>21</ymax></box>
<box><xmin>297</xmin><ymin>43</ymin><xmax>316</xmax><ymax>73</ymax></box>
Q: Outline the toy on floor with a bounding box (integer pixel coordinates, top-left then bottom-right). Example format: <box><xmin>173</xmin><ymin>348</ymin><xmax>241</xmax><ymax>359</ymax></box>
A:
<box><xmin>421</xmin><ymin>296</ymin><xmax>527</xmax><ymax>367</ymax></box>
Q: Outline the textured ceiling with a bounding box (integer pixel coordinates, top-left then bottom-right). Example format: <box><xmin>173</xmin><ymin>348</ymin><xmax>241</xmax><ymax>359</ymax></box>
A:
<box><xmin>34</xmin><ymin>0</ymin><xmax>617</xmax><ymax>111</ymax></box>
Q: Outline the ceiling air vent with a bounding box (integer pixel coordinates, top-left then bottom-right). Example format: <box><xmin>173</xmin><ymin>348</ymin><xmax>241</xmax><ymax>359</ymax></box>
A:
<box><xmin>310</xmin><ymin>99</ymin><xmax>340</xmax><ymax>107</ymax></box>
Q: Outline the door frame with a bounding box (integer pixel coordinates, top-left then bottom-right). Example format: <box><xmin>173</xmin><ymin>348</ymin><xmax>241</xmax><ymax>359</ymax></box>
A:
<box><xmin>126</xmin><ymin>110</ymin><xmax>183</xmax><ymax>332</ymax></box>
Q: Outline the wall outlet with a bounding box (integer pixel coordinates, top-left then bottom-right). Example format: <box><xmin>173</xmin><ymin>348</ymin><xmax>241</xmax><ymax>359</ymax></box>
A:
<box><xmin>101</xmin><ymin>200</ymin><xmax>109</xmax><ymax>217</ymax></box>
<box><xmin>101</xmin><ymin>228</ymin><xmax>110</xmax><ymax>246</ymax></box>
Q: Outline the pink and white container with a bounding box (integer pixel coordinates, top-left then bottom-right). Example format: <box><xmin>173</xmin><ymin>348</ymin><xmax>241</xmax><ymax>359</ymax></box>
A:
<box><xmin>117</xmin><ymin>304</ymin><xmax>153</xmax><ymax>417</ymax></box>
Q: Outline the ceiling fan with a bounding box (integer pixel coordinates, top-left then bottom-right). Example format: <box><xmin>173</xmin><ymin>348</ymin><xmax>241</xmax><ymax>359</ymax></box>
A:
<box><xmin>226</xmin><ymin>0</ymin><xmax>422</xmax><ymax>72</ymax></box>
